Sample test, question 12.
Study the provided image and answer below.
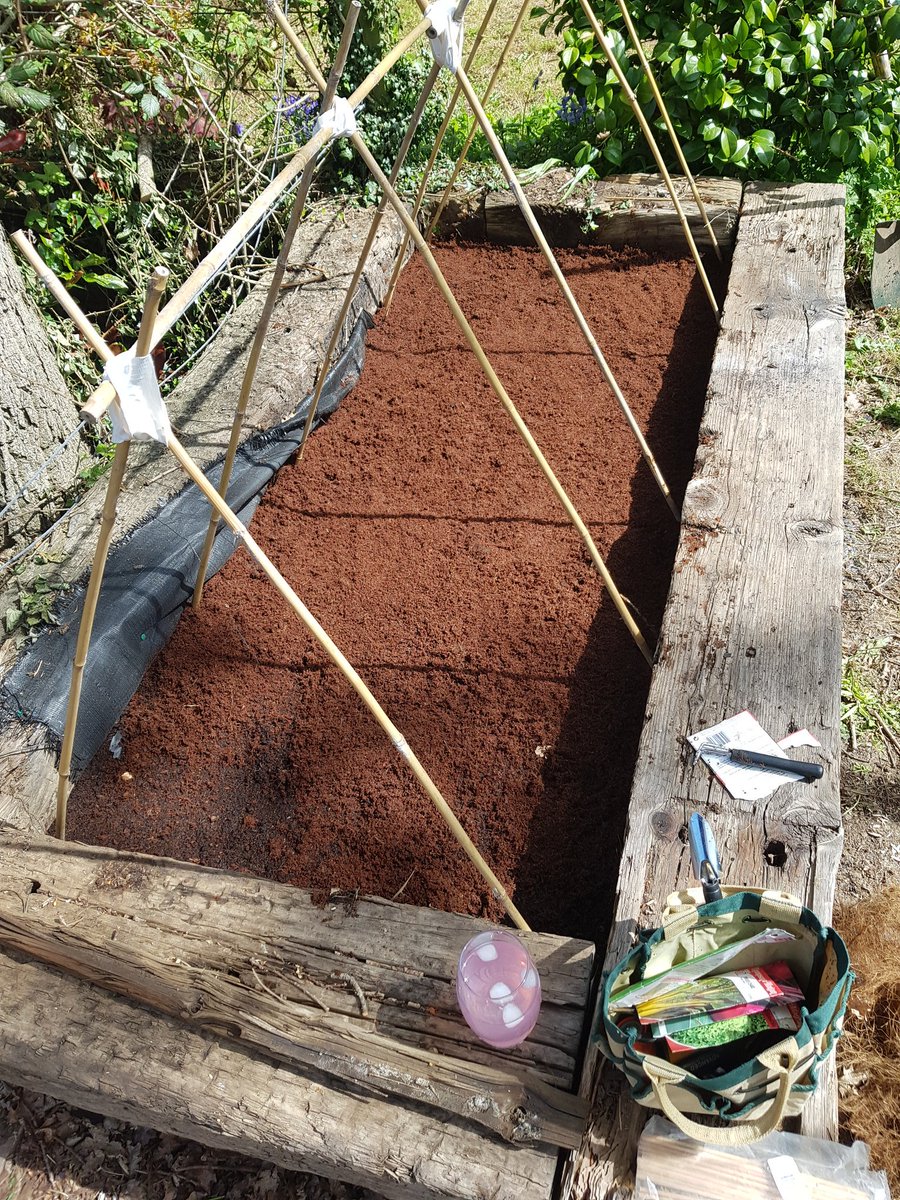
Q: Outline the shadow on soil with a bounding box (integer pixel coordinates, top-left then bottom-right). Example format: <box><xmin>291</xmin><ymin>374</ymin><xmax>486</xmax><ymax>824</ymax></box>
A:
<box><xmin>514</xmin><ymin>259</ymin><xmax>723</xmax><ymax>948</ymax></box>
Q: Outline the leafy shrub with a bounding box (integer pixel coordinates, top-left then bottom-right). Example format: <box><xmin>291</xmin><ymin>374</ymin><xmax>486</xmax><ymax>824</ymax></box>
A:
<box><xmin>4</xmin><ymin>568</ymin><xmax>69</xmax><ymax>638</ymax></box>
<box><xmin>534</xmin><ymin>0</ymin><xmax>900</xmax><ymax>179</ymax></box>
<box><xmin>0</xmin><ymin>0</ymin><xmax>303</xmax><ymax>368</ymax></box>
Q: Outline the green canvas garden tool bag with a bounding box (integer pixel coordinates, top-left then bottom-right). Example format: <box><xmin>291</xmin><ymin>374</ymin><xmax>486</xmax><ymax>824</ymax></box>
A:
<box><xmin>599</xmin><ymin>888</ymin><xmax>853</xmax><ymax>1146</ymax></box>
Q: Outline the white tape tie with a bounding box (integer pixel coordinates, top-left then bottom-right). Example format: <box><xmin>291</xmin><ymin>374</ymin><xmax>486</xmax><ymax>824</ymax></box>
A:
<box><xmin>313</xmin><ymin>96</ymin><xmax>358</xmax><ymax>141</ymax></box>
<box><xmin>425</xmin><ymin>0</ymin><xmax>464</xmax><ymax>73</ymax></box>
<box><xmin>103</xmin><ymin>350</ymin><xmax>172</xmax><ymax>445</ymax></box>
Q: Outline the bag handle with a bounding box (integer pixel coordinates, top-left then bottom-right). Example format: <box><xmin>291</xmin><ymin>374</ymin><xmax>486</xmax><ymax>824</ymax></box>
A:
<box><xmin>642</xmin><ymin>1043</ymin><xmax>799</xmax><ymax>1146</ymax></box>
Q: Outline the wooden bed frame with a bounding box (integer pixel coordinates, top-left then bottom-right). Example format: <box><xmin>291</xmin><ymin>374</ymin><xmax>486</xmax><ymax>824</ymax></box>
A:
<box><xmin>0</xmin><ymin>175</ymin><xmax>845</xmax><ymax>1200</ymax></box>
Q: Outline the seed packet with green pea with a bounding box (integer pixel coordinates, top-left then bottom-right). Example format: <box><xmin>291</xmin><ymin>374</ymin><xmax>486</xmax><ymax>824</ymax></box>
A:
<box><xmin>653</xmin><ymin>1002</ymin><xmax>802</xmax><ymax>1060</ymax></box>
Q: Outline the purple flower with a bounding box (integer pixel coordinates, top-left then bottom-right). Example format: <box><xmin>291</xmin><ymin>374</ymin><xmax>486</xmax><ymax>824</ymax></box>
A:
<box><xmin>558</xmin><ymin>89</ymin><xmax>588</xmax><ymax>126</ymax></box>
<box><xmin>276</xmin><ymin>92</ymin><xmax>319</xmax><ymax>143</ymax></box>
<box><xmin>233</xmin><ymin>121</ymin><xmax>245</xmax><ymax>138</ymax></box>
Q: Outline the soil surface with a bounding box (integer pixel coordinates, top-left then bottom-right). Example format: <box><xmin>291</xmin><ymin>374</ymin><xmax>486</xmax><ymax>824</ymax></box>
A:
<box><xmin>68</xmin><ymin>242</ymin><xmax>719</xmax><ymax>947</ymax></box>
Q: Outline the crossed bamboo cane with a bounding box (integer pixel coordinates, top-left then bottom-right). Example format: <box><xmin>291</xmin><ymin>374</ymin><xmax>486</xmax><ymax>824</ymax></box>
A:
<box><xmin>24</xmin><ymin>9</ymin><xmax>533</xmax><ymax>932</ymax></box>
<box><xmin>30</xmin><ymin>0</ymin><xmax>713</xmax><ymax>930</ymax></box>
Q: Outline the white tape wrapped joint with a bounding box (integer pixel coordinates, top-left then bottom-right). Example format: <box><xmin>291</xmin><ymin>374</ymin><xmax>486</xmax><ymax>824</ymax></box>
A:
<box><xmin>103</xmin><ymin>350</ymin><xmax>172</xmax><ymax>445</ymax></box>
<box><xmin>425</xmin><ymin>0</ymin><xmax>465</xmax><ymax>73</ymax></box>
<box><xmin>313</xmin><ymin>96</ymin><xmax>358</xmax><ymax>142</ymax></box>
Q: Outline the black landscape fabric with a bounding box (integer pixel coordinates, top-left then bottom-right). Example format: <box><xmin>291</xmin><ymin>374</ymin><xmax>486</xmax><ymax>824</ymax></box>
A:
<box><xmin>1</xmin><ymin>311</ymin><xmax>373</xmax><ymax>775</ymax></box>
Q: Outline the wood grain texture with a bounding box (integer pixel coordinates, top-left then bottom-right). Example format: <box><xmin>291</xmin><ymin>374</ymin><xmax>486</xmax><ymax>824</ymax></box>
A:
<box><xmin>561</xmin><ymin>181</ymin><xmax>847</xmax><ymax>1199</ymax></box>
<box><xmin>0</xmin><ymin>228</ymin><xmax>80</xmax><ymax>551</ymax></box>
<box><xmin>0</xmin><ymin>828</ymin><xmax>593</xmax><ymax>1193</ymax></box>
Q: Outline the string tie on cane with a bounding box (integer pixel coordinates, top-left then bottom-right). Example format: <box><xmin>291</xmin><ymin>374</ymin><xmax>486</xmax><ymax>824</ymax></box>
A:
<box><xmin>392</xmin><ymin>735</ymin><xmax>411</xmax><ymax>758</ymax></box>
<box><xmin>103</xmin><ymin>351</ymin><xmax>172</xmax><ymax>445</ymax></box>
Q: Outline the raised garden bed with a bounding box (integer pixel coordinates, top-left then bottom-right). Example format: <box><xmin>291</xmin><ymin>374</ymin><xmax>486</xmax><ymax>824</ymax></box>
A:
<box><xmin>0</xmin><ymin>177</ymin><xmax>847</xmax><ymax>1200</ymax></box>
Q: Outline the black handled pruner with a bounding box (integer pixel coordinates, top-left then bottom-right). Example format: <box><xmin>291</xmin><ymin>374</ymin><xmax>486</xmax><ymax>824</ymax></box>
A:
<box><xmin>709</xmin><ymin>744</ymin><xmax>823</xmax><ymax>782</ymax></box>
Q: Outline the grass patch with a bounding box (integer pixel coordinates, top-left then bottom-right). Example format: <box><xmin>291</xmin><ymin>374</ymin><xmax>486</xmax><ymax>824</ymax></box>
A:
<box><xmin>397</xmin><ymin>0</ymin><xmax>560</xmax><ymax>118</ymax></box>
<box><xmin>875</xmin><ymin>400</ymin><xmax>900</xmax><ymax>428</ymax></box>
<box><xmin>845</xmin><ymin>438</ymin><xmax>884</xmax><ymax>502</ymax></box>
<box><xmin>842</xmin><ymin>642</ymin><xmax>900</xmax><ymax>756</ymax></box>
<box><xmin>846</xmin><ymin>310</ymin><xmax>900</xmax><ymax>426</ymax></box>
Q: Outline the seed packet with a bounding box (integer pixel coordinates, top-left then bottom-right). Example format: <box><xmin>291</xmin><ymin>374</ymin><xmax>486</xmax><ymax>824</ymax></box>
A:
<box><xmin>653</xmin><ymin>999</ymin><xmax>771</xmax><ymax>1037</ymax></box>
<box><xmin>634</xmin><ymin>961</ymin><xmax>803</xmax><ymax>1025</ymax></box>
<box><xmin>608</xmin><ymin>927</ymin><xmax>796</xmax><ymax>1013</ymax></box>
<box><xmin>656</xmin><ymin>1002</ymin><xmax>803</xmax><ymax>1060</ymax></box>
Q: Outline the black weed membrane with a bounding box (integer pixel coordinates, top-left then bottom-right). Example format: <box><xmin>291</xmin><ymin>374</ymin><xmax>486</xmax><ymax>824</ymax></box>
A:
<box><xmin>2</xmin><ymin>312</ymin><xmax>373</xmax><ymax>774</ymax></box>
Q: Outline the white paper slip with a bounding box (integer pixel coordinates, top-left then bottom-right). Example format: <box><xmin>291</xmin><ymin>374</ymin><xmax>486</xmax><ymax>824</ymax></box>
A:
<box><xmin>768</xmin><ymin>1155</ymin><xmax>812</xmax><ymax>1200</ymax></box>
<box><xmin>688</xmin><ymin>711</ymin><xmax>808</xmax><ymax>802</ymax></box>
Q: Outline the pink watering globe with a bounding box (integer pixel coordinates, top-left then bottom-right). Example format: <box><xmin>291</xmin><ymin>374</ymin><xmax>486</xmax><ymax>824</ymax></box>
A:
<box><xmin>456</xmin><ymin>930</ymin><xmax>542</xmax><ymax>1048</ymax></box>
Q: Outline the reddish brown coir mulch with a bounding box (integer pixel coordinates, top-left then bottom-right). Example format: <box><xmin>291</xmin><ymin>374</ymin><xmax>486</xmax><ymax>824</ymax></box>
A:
<box><xmin>69</xmin><ymin>243</ymin><xmax>721</xmax><ymax>945</ymax></box>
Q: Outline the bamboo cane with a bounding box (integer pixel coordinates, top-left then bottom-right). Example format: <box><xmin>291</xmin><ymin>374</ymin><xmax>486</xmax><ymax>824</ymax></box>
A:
<box><xmin>271</xmin><ymin>8</ymin><xmax>653</xmax><ymax>659</ymax></box>
<box><xmin>381</xmin><ymin>0</ymin><xmax>512</xmax><ymax>317</ymax></box>
<box><xmin>613</xmin><ymin>0</ymin><xmax>722</xmax><ymax>262</ymax></box>
<box><xmin>166</xmin><ymin>431</ymin><xmax>530</xmax><ymax>931</ymax></box>
<box><xmin>28</xmin><ymin>246</ymin><xmax>527</xmax><ymax>928</ymax></box>
<box><xmin>190</xmin><ymin>1</ymin><xmax>361</xmax><ymax>610</ymax></box>
<box><xmin>347</xmin><ymin>130</ymin><xmax>653</xmax><ymax>664</ymax></box>
<box><xmin>407</xmin><ymin>12</ymin><xmax>680</xmax><ymax>520</ymax></box>
<box><xmin>11</xmin><ymin>231</ymin><xmax>112</xmax><ymax>361</ymax></box>
<box><xmin>577</xmin><ymin>0</ymin><xmax>720</xmax><ymax>316</ymax></box>
<box><xmin>295</xmin><ymin>59</ymin><xmax>442</xmax><ymax>462</ymax></box>
<box><xmin>268</xmin><ymin>0</ymin><xmax>327</xmax><ymax>90</ymax></box>
<box><xmin>78</xmin><ymin>12</ymin><xmax>432</xmax><ymax>427</ymax></box>
<box><xmin>54</xmin><ymin>266</ymin><xmax>169</xmax><ymax>840</ymax></box>
<box><xmin>423</xmin><ymin>0</ymin><xmax>533</xmax><ymax>246</ymax></box>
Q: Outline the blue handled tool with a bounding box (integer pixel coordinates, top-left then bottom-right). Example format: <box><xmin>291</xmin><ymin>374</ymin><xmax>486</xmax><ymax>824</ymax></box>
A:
<box><xmin>688</xmin><ymin>813</ymin><xmax>723</xmax><ymax>903</ymax></box>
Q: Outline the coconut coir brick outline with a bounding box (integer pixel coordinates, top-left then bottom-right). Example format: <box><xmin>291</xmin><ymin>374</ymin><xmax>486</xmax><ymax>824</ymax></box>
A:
<box><xmin>69</xmin><ymin>242</ymin><xmax>722</xmax><ymax>947</ymax></box>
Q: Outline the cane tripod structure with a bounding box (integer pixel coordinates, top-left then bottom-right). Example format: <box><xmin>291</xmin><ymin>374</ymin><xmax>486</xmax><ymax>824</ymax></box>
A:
<box><xmin>421</xmin><ymin>0</ymin><xmax>538</xmax><ymax>247</ymax></box>
<box><xmin>77</xmin><ymin>10</ymin><xmax>434</xmax><ymax>429</ymax></box>
<box><xmin>381</xmin><ymin>0</ymin><xmax>525</xmax><ymax>316</ymax></box>
<box><xmin>612</xmin><ymin>0</ymin><xmax>723</xmax><ymax>263</ymax></box>
<box><xmin>267</xmin><ymin>0</ymin><xmax>654</xmax><ymax>661</ymax></box>
<box><xmin>576</xmin><ymin>0</ymin><xmax>720</xmax><ymax>316</ymax></box>
<box><xmin>270</xmin><ymin>0</ymin><xmax>678</xmax><ymax>520</ymax></box>
<box><xmin>392</xmin><ymin>0</ymin><xmax>722</xmax><ymax>311</ymax></box>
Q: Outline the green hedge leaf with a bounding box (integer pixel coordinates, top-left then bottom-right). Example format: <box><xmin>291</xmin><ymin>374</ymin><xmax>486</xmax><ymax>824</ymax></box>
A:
<box><xmin>140</xmin><ymin>92</ymin><xmax>160</xmax><ymax>119</ymax></box>
<box><xmin>25</xmin><ymin>23</ymin><xmax>58</xmax><ymax>50</ymax></box>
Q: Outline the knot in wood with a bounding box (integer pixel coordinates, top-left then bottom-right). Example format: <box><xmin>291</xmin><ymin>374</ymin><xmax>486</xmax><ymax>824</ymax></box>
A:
<box><xmin>682</xmin><ymin>478</ymin><xmax>725</xmax><ymax>528</ymax></box>
<box><xmin>649</xmin><ymin>810</ymin><xmax>678</xmax><ymax>841</ymax></box>
<box><xmin>787</xmin><ymin>519</ymin><xmax>838</xmax><ymax>543</ymax></box>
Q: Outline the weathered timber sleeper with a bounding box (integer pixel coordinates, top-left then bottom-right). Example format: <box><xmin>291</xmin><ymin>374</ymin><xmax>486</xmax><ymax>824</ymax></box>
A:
<box><xmin>562</xmin><ymin>181</ymin><xmax>846</xmax><ymax>1198</ymax></box>
<box><xmin>0</xmin><ymin>828</ymin><xmax>593</xmax><ymax>1198</ymax></box>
